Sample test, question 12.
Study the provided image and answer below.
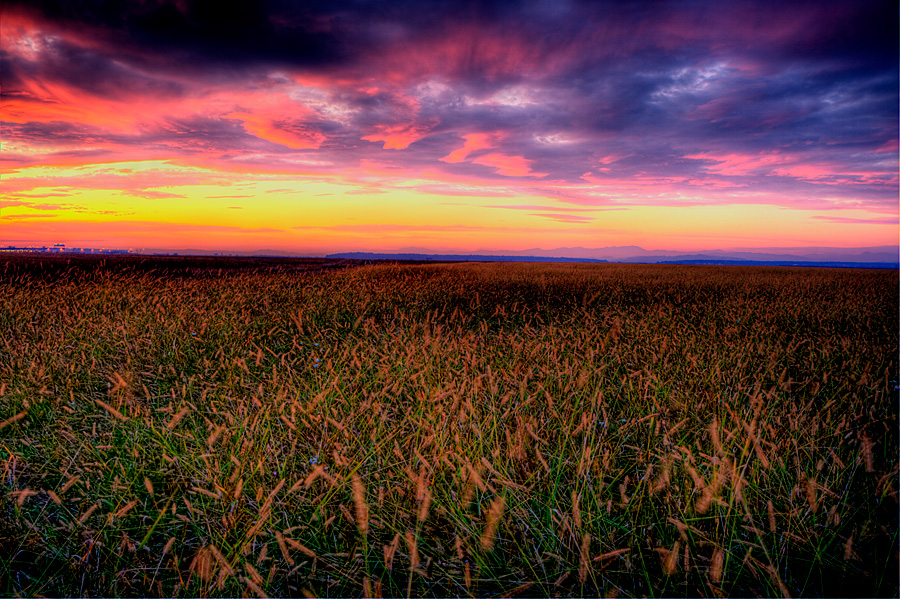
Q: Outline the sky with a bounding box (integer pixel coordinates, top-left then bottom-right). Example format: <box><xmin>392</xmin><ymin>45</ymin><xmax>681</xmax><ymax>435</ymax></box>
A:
<box><xmin>1</xmin><ymin>0</ymin><xmax>897</xmax><ymax>254</ymax></box>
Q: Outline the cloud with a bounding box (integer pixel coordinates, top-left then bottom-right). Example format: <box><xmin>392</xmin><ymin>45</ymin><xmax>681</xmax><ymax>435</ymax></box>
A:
<box><xmin>529</xmin><ymin>213</ymin><xmax>594</xmax><ymax>223</ymax></box>
<box><xmin>471</xmin><ymin>153</ymin><xmax>547</xmax><ymax>178</ymax></box>
<box><xmin>125</xmin><ymin>189</ymin><xmax>187</xmax><ymax>199</ymax></box>
<box><xmin>1</xmin><ymin>0</ymin><xmax>895</xmax><ymax>250</ymax></box>
<box><xmin>813</xmin><ymin>215</ymin><xmax>899</xmax><ymax>225</ymax></box>
<box><xmin>440</xmin><ymin>132</ymin><xmax>501</xmax><ymax>163</ymax></box>
<box><xmin>362</xmin><ymin>123</ymin><xmax>434</xmax><ymax>150</ymax></box>
<box><xmin>485</xmin><ymin>204</ymin><xmax>622</xmax><ymax>213</ymax></box>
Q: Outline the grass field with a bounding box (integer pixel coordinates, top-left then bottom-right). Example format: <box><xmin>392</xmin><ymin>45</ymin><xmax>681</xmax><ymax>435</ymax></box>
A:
<box><xmin>0</xmin><ymin>256</ymin><xmax>897</xmax><ymax>597</ymax></box>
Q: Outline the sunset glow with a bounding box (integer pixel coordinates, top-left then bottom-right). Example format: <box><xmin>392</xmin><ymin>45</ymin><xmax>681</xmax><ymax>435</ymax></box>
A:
<box><xmin>1</xmin><ymin>0</ymin><xmax>896</xmax><ymax>255</ymax></box>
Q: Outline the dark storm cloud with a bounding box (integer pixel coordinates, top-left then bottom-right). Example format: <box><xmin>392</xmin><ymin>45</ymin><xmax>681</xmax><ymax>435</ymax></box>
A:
<box><xmin>7</xmin><ymin>1</ymin><xmax>891</xmax><ymax>72</ymax></box>
<box><xmin>1</xmin><ymin>38</ymin><xmax>186</xmax><ymax>102</ymax></box>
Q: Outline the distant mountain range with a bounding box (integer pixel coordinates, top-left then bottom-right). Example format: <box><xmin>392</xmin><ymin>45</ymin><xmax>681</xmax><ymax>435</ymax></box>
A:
<box><xmin>327</xmin><ymin>245</ymin><xmax>898</xmax><ymax>268</ymax></box>
<box><xmin>464</xmin><ymin>245</ymin><xmax>899</xmax><ymax>263</ymax></box>
<box><xmin>131</xmin><ymin>245</ymin><xmax>898</xmax><ymax>268</ymax></box>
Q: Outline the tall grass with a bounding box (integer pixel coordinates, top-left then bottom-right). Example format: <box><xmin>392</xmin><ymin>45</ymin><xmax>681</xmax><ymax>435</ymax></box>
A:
<box><xmin>0</xmin><ymin>258</ymin><xmax>896</xmax><ymax>597</ymax></box>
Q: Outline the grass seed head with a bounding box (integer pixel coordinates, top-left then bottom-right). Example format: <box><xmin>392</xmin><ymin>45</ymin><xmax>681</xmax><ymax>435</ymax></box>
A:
<box><xmin>480</xmin><ymin>496</ymin><xmax>506</xmax><ymax>550</ymax></box>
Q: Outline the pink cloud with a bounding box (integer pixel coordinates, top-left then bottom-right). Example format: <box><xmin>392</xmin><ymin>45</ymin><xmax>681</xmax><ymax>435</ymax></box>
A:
<box><xmin>471</xmin><ymin>153</ymin><xmax>547</xmax><ymax>178</ymax></box>
<box><xmin>485</xmin><ymin>204</ymin><xmax>609</xmax><ymax>212</ymax></box>
<box><xmin>813</xmin><ymin>215</ymin><xmax>898</xmax><ymax>225</ymax></box>
<box><xmin>685</xmin><ymin>151</ymin><xmax>787</xmax><ymax>176</ymax></box>
<box><xmin>126</xmin><ymin>190</ymin><xmax>187</xmax><ymax>199</ymax></box>
<box><xmin>529</xmin><ymin>213</ymin><xmax>594</xmax><ymax>223</ymax></box>
<box><xmin>775</xmin><ymin>166</ymin><xmax>835</xmax><ymax>179</ymax></box>
<box><xmin>361</xmin><ymin>123</ymin><xmax>435</xmax><ymax>150</ymax></box>
<box><xmin>1</xmin><ymin>170</ymin><xmax>238</xmax><ymax>198</ymax></box>
<box><xmin>440</xmin><ymin>133</ymin><xmax>502</xmax><ymax>163</ymax></box>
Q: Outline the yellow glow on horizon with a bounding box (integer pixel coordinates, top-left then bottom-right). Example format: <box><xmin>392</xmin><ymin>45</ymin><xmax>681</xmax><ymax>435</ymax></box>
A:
<box><xmin>2</xmin><ymin>160</ymin><xmax>895</xmax><ymax>253</ymax></box>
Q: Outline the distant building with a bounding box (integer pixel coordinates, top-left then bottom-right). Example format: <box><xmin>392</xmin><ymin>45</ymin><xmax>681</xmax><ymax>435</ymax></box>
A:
<box><xmin>0</xmin><ymin>245</ymin><xmax>132</xmax><ymax>254</ymax></box>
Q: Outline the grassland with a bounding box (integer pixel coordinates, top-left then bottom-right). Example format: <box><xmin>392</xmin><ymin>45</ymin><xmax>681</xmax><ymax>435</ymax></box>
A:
<box><xmin>0</xmin><ymin>256</ymin><xmax>897</xmax><ymax>597</ymax></box>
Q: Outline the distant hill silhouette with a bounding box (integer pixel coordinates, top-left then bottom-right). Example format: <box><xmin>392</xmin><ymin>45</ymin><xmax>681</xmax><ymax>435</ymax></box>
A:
<box><xmin>326</xmin><ymin>252</ymin><xmax>897</xmax><ymax>268</ymax></box>
<box><xmin>326</xmin><ymin>252</ymin><xmax>607</xmax><ymax>263</ymax></box>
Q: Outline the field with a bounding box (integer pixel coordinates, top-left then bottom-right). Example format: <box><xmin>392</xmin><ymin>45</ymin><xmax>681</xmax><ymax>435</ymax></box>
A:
<box><xmin>0</xmin><ymin>255</ymin><xmax>897</xmax><ymax>597</ymax></box>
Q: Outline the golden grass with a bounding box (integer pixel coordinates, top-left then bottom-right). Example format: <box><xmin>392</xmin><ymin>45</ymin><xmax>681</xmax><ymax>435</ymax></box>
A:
<box><xmin>0</xmin><ymin>258</ymin><xmax>896</xmax><ymax>597</ymax></box>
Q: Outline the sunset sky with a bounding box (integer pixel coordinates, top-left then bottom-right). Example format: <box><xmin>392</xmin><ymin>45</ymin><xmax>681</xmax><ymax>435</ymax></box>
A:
<box><xmin>1</xmin><ymin>0</ymin><xmax>897</xmax><ymax>254</ymax></box>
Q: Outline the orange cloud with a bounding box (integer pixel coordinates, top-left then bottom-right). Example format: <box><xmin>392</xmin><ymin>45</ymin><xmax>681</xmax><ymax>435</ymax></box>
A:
<box><xmin>229</xmin><ymin>111</ymin><xmax>325</xmax><ymax>150</ymax></box>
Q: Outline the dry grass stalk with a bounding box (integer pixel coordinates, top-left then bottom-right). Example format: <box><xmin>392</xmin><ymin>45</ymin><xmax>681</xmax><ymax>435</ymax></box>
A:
<box><xmin>275</xmin><ymin>531</ymin><xmax>295</xmax><ymax>566</ymax></box>
<box><xmin>741</xmin><ymin>419</ymin><xmax>771</xmax><ymax>468</ymax></box>
<box><xmin>243</xmin><ymin>573</ymin><xmax>269</xmax><ymax>598</ymax></box>
<box><xmin>0</xmin><ymin>411</ymin><xmax>26</xmax><ymax>430</ymax></box>
<box><xmin>59</xmin><ymin>476</ymin><xmax>80</xmax><ymax>496</ymax></box>
<box><xmin>843</xmin><ymin>535</ymin><xmax>857</xmax><ymax>560</ymax></box>
<box><xmin>506</xmin><ymin>581</ymin><xmax>535</xmax><ymax>596</ymax></box>
<box><xmin>302</xmin><ymin>465</ymin><xmax>338</xmax><ymax>488</ymax></box>
<box><xmin>166</xmin><ymin>406</ymin><xmax>190</xmax><ymax>430</ymax></box>
<box><xmin>351</xmin><ymin>472</ymin><xmax>369</xmax><ymax>536</ymax></box>
<box><xmin>259</xmin><ymin>479</ymin><xmax>285</xmax><ymax>515</ymax></box>
<box><xmin>767</xmin><ymin>565</ymin><xmax>791</xmax><ymax>598</ymax></box>
<box><xmin>710</xmin><ymin>548</ymin><xmax>724</xmax><ymax>583</ymax></box>
<box><xmin>695</xmin><ymin>465</ymin><xmax>726</xmax><ymax>513</ymax></box>
<box><xmin>190</xmin><ymin>546</ymin><xmax>215</xmax><ymax>582</ymax></box>
<box><xmin>207</xmin><ymin>425</ymin><xmax>227</xmax><ymax>446</ymax></box>
<box><xmin>191</xmin><ymin>486</ymin><xmax>222</xmax><ymax>500</ymax></box>
<box><xmin>245</xmin><ymin>562</ymin><xmax>264</xmax><ymax>586</ymax></box>
<box><xmin>593</xmin><ymin>548</ymin><xmax>629</xmax><ymax>563</ymax></box>
<box><xmin>861</xmin><ymin>435</ymin><xmax>875</xmax><ymax>472</ymax></box>
<box><xmin>384</xmin><ymin>533</ymin><xmax>401</xmax><ymax>571</ymax></box>
<box><xmin>208</xmin><ymin>545</ymin><xmax>235</xmax><ymax>576</ymax></box>
<box><xmin>667</xmin><ymin>518</ymin><xmax>693</xmax><ymax>541</ymax></box>
<box><xmin>95</xmin><ymin>399</ymin><xmax>127</xmax><ymax>421</ymax></box>
<box><xmin>76</xmin><ymin>503</ymin><xmax>99</xmax><ymax>525</ymax></box>
<box><xmin>114</xmin><ymin>500</ymin><xmax>138</xmax><ymax>518</ymax></box>
<box><xmin>658</xmin><ymin>541</ymin><xmax>680</xmax><ymax>576</ymax></box>
<box><xmin>480</xmin><ymin>496</ymin><xmax>506</xmax><ymax>550</ymax></box>
<box><xmin>572</xmin><ymin>490</ymin><xmax>582</xmax><ymax>530</ymax></box>
<box><xmin>652</xmin><ymin>461</ymin><xmax>671</xmax><ymax>494</ymax></box>
<box><xmin>405</xmin><ymin>530</ymin><xmax>420</xmax><ymax>570</ymax></box>
<box><xmin>802</xmin><ymin>475</ymin><xmax>818</xmax><ymax>513</ymax></box>
<box><xmin>579</xmin><ymin>533</ymin><xmax>591</xmax><ymax>583</ymax></box>
<box><xmin>709</xmin><ymin>418</ymin><xmax>725</xmax><ymax>455</ymax></box>
<box><xmin>108</xmin><ymin>371</ymin><xmax>128</xmax><ymax>393</ymax></box>
<box><xmin>577</xmin><ymin>445</ymin><xmax>592</xmax><ymax>477</ymax></box>
<box><xmin>284</xmin><ymin>538</ymin><xmax>317</xmax><ymax>559</ymax></box>
<box><xmin>417</xmin><ymin>484</ymin><xmax>432</xmax><ymax>523</ymax></box>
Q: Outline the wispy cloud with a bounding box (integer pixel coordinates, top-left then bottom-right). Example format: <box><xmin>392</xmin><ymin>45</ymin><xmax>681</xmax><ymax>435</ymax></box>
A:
<box><xmin>813</xmin><ymin>215</ymin><xmax>898</xmax><ymax>225</ymax></box>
